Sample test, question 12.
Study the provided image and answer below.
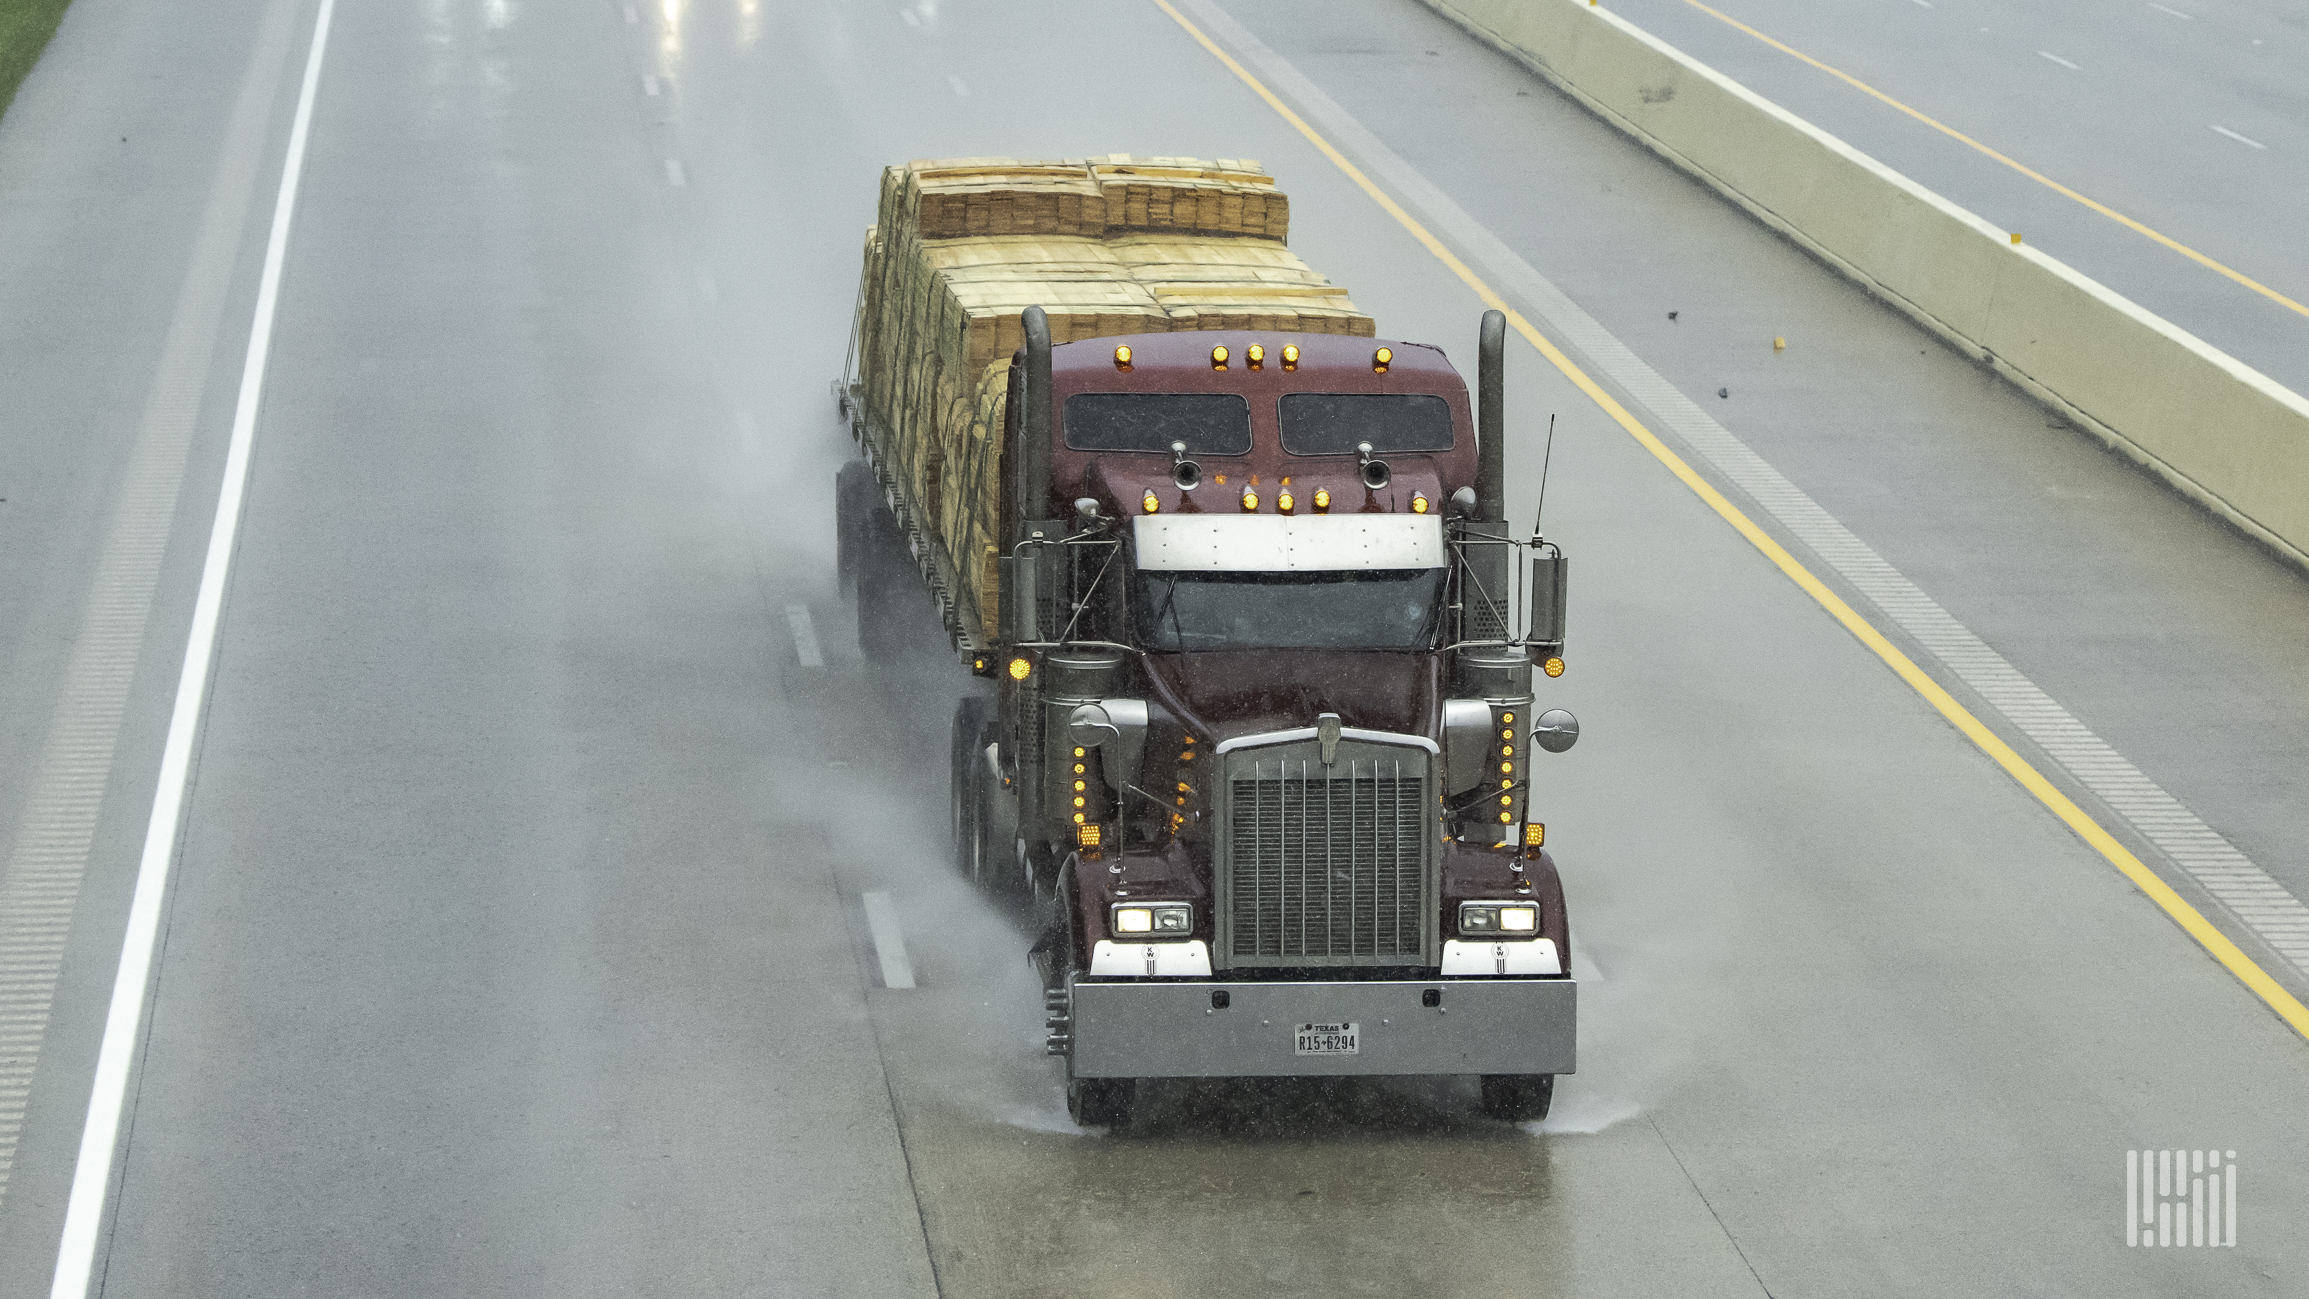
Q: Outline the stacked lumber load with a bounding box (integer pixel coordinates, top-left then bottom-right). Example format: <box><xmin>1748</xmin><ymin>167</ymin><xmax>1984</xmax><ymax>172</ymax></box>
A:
<box><xmin>1089</xmin><ymin>155</ymin><xmax>1289</xmax><ymax>239</ymax></box>
<box><xmin>1109</xmin><ymin>234</ymin><xmax>1372</xmax><ymax>334</ymax></box>
<box><xmin>855</xmin><ymin>156</ymin><xmax>1375</xmax><ymax>640</ymax></box>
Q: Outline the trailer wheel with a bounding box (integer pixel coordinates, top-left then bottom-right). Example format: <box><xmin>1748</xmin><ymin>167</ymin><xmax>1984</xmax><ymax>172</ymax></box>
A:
<box><xmin>1478</xmin><ymin>1074</ymin><xmax>1554</xmax><ymax>1122</ymax></box>
<box><xmin>835</xmin><ymin>461</ymin><xmax>874</xmax><ymax>598</ymax></box>
<box><xmin>1066</xmin><ymin>1075</ymin><xmax>1134</xmax><ymax>1128</ymax></box>
<box><xmin>854</xmin><ymin>506</ymin><xmax>909</xmax><ymax>665</ymax></box>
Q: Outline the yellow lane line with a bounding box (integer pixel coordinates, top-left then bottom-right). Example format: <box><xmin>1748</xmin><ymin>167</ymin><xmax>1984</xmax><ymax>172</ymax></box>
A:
<box><xmin>1149</xmin><ymin>0</ymin><xmax>2309</xmax><ymax>1042</ymax></box>
<box><xmin>1673</xmin><ymin>0</ymin><xmax>2309</xmax><ymax>324</ymax></box>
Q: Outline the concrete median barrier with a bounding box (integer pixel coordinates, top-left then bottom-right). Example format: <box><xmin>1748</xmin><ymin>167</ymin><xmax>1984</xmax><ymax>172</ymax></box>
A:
<box><xmin>1420</xmin><ymin>0</ymin><xmax>2309</xmax><ymax>570</ymax></box>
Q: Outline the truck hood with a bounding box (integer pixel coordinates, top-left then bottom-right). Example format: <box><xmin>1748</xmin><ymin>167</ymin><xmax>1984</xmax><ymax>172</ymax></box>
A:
<box><xmin>1138</xmin><ymin>650</ymin><xmax>1440</xmax><ymax>745</ymax></box>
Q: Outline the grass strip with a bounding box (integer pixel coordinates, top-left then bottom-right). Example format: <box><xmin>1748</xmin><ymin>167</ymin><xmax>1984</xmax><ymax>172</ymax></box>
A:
<box><xmin>0</xmin><ymin>0</ymin><xmax>74</xmax><ymax>122</ymax></box>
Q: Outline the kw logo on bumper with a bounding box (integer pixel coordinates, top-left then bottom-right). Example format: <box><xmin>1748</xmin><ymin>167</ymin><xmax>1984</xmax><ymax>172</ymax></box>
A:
<box><xmin>2127</xmin><ymin>1150</ymin><xmax>2236</xmax><ymax>1247</ymax></box>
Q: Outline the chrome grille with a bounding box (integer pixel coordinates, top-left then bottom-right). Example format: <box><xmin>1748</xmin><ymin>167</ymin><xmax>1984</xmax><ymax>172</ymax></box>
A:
<box><xmin>1221</xmin><ymin>744</ymin><xmax>1433</xmax><ymax>966</ymax></box>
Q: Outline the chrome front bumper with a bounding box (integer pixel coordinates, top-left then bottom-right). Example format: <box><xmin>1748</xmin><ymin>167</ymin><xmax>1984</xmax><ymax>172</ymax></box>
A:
<box><xmin>1067</xmin><ymin>977</ymin><xmax>1575</xmax><ymax>1079</ymax></box>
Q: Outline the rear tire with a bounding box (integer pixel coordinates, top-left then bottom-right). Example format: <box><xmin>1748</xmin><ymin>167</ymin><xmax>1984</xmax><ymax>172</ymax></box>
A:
<box><xmin>1478</xmin><ymin>1074</ymin><xmax>1554</xmax><ymax>1122</ymax></box>
<box><xmin>854</xmin><ymin>502</ymin><xmax>910</xmax><ymax>665</ymax></box>
<box><xmin>835</xmin><ymin>461</ymin><xmax>874</xmax><ymax>598</ymax></box>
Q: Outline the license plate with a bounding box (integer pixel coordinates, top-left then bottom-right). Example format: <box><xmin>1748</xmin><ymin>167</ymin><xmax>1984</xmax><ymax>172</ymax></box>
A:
<box><xmin>1294</xmin><ymin>1022</ymin><xmax>1359</xmax><ymax>1056</ymax></box>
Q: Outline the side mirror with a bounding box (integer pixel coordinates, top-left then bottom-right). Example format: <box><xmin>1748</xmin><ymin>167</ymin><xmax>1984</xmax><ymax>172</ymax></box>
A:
<box><xmin>1528</xmin><ymin>552</ymin><xmax>1567</xmax><ymax>652</ymax></box>
<box><xmin>1531</xmin><ymin>708</ymin><xmax>1579</xmax><ymax>754</ymax></box>
<box><xmin>1067</xmin><ymin>702</ymin><xmax>1122</xmax><ymax>748</ymax></box>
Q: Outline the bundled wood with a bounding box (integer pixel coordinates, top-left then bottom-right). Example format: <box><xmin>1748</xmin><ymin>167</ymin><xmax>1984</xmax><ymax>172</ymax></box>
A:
<box><xmin>937</xmin><ymin>359</ymin><xmax>1013</xmax><ymax>638</ymax></box>
<box><xmin>1091</xmin><ymin>155</ymin><xmax>1287</xmax><ymax>240</ymax></box>
<box><xmin>1109</xmin><ymin>233</ymin><xmax>1375</xmax><ymax>336</ymax></box>
<box><xmin>855</xmin><ymin>157</ymin><xmax>1371</xmax><ymax>643</ymax></box>
<box><xmin>884</xmin><ymin>158</ymin><xmax>1108</xmax><ymax>239</ymax></box>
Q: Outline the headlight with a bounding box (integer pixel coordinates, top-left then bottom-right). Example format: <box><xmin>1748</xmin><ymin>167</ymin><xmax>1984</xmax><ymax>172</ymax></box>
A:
<box><xmin>1459</xmin><ymin>901</ymin><xmax>1539</xmax><ymax>936</ymax></box>
<box><xmin>1111</xmin><ymin>902</ymin><xmax>1192</xmax><ymax>936</ymax></box>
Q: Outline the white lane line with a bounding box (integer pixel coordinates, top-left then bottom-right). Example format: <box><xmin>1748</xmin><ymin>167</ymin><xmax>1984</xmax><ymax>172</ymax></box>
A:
<box><xmin>641</xmin><ymin>73</ymin><xmax>660</xmax><ymax>96</ymax></box>
<box><xmin>2209</xmin><ymin>125</ymin><xmax>2266</xmax><ymax>149</ymax></box>
<box><xmin>2149</xmin><ymin>2</ymin><xmax>2191</xmax><ymax>18</ymax></box>
<box><xmin>663</xmin><ymin>158</ymin><xmax>688</xmax><ymax>186</ymax></box>
<box><xmin>1908</xmin><ymin>0</ymin><xmax>1933</xmax><ymax>8</ymax></box>
<box><xmin>48</xmin><ymin>0</ymin><xmax>335</xmax><ymax>1294</ymax></box>
<box><xmin>900</xmin><ymin>8</ymin><xmax>920</xmax><ymax>27</ymax></box>
<box><xmin>1182</xmin><ymin>0</ymin><xmax>2309</xmax><ymax>986</ymax></box>
<box><xmin>623</xmin><ymin>4</ymin><xmax>638</xmax><ymax>22</ymax></box>
<box><xmin>861</xmin><ymin>892</ymin><xmax>916</xmax><ymax>989</ymax></box>
<box><xmin>946</xmin><ymin>74</ymin><xmax>970</xmax><ymax>97</ymax></box>
<box><xmin>2038</xmin><ymin>50</ymin><xmax>2079</xmax><ymax>69</ymax></box>
<box><xmin>0</xmin><ymin>0</ymin><xmax>304</xmax><ymax>1222</ymax></box>
<box><xmin>785</xmin><ymin>604</ymin><xmax>825</xmax><ymax>667</ymax></box>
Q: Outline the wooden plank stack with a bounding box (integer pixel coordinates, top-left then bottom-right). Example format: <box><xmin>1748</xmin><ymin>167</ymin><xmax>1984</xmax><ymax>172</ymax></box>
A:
<box><xmin>856</xmin><ymin>157</ymin><xmax>1375</xmax><ymax>640</ymax></box>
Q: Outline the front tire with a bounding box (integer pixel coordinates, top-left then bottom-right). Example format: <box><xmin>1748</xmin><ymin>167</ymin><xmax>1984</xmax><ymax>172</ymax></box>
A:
<box><xmin>949</xmin><ymin>696</ymin><xmax>991</xmax><ymax>880</ymax></box>
<box><xmin>1066</xmin><ymin>1075</ymin><xmax>1134</xmax><ymax>1128</ymax></box>
<box><xmin>1479</xmin><ymin>1074</ymin><xmax>1554</xmax><ymax>1122</ymax></box>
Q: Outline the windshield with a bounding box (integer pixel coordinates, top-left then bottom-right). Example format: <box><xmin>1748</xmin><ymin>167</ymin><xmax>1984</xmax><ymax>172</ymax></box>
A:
<box><xmin>1133</xmin><ymin>568</ymin><xmax>1445</xmax><ymax>651</ymax></box>
<box><xmin>1064</xmin><ymin>392</ymin><xmax>1253</xmax><ymax>454</ymax></box>
<box><xmin>1279</xmin><ymin>392</ymin><xmax>1455</xmax><ymax>454</ymax></box>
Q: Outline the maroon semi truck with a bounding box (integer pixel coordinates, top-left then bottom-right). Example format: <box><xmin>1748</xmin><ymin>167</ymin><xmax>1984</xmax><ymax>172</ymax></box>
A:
<box><xmin>838</xmin><ymin>309</ymin><xmax>1578</xmax><ymax>1126</ymax></box>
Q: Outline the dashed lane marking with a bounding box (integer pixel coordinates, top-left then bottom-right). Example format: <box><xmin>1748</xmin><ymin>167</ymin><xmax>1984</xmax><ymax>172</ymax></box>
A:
<box><xmin>861</xmin><ymin>892</ymin><xmax>916</xmax><ymax>990</ymax></box>
<box><xmin>1159</xmin><ymin>0</ymin><xmax>2309</xmax><ymax>1040</ymax></box>
<box><xmin>785</xmin><ymin>604</ymin><xmax>825</xmax><ymax>668</ymax></box>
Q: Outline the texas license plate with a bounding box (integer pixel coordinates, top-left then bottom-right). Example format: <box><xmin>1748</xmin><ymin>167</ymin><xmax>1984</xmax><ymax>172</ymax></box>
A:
<box><xmin>1294</xmin><ymin>1022</ymin><xmax>1359</xmax><ymax>1056</ymax></box>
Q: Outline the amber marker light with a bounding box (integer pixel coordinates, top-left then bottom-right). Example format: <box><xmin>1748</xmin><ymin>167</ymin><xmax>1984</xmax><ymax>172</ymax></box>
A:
<box><xmin>1076</xmin><ymin>823</ymin><xmax>1103</xmax><ymax>848</ymax></box>
<box><xmin>1211</xmin><ymin>344</ymin><xmax>1229</xmax><ymax>369</ymax></box>
<box><xmin>1313</xmin><ymin>487</ymin><xmax>1330</xmax><ymax>512</ymax></box>
<box><xmin>1277</xmin><ymin>491</ymin><xmax>1294</xmax><ymax>513</ymax></box>
<box><xmin>1142</xmin><ymin>491</ymin><xmax>1159</xmax><ymax>514</ymax></box>
<box><xmin>1007</xmin><ymin>656</ymin><xmax>1032</xmax><ymax>681</ymax></box>
<box><xmin>1411</xmin><ymin>493</ymin><xmax>1429</xmax><ymax>514</ymax></box>
<box><xmin>1281</xmin><ymin>343</ymin><xmax>1299</xmax><ymax>370</ymax></box>
<box><xmin>1543</xmin><ymin>657</ymin><xmax>1566</xmax><ymax>678</ymax></box>
<box><xmin>1246</xmin><ymin>344</ymin><xmax>1265</xmax><ymax>368</ymax></box>
<box><xmin>1524</xmin><ymin>822</ymin><xmax>1546</xmax><ymax>848</ymax></box>
<box><xmin>1113</xmin><ymin>344</ymin><xmax>1132</xmax><ymax>370</ymax></box>
<box><xmin>1241</xmin><ymin>489</ymin><xmax>1259</xmax><ymax>512</ymax></box>
<box><xmin>1373</xmin><ymin>346</ymin><xmax>1392</xmax><ymax>373</ymax></box>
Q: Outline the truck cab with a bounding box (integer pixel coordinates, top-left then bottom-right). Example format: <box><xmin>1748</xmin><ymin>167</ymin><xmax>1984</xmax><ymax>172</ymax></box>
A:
<box><xmin>946</xmin><ymin>316</ymin><xmax>1578</xmax><ymax>1127</ymax></box>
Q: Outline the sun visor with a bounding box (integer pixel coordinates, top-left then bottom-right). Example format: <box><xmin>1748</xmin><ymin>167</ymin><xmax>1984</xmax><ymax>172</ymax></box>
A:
<box><xmin>1132</xmin><ymin>514</ymin><xmax>1446</xmax><ymax>572</ymax></box>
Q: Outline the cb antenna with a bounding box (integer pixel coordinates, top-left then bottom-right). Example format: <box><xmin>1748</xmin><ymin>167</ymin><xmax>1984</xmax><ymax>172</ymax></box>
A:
<box><xmin>1531</xmin><ymin>413</ymin><xmax>1557</xmax><ymax>542</ymax></box>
